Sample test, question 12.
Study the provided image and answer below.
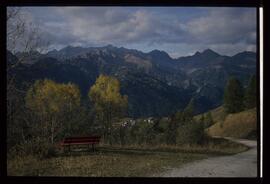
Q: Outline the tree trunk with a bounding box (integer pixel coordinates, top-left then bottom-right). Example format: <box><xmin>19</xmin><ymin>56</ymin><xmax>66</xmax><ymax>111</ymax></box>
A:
<box><xmin>108</xmin><ymin>105</ymin><xmax>113</xmax><ymax>146</ymax></box>
<box><xmin>51</xmin><ymin>118</ymin><xmax>54</xmax><ymax>144</ymax></box>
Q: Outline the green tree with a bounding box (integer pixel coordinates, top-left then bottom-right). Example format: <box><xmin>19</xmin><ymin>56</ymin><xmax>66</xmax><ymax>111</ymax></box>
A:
<box><xmin>200</xmin><ymin>114</ymin><xmax>205</xmax><ymax>124</ymax></box>
<box><xmin>177</xmin><ymin>120</ymin><xmax>205</xmax><ymax>145</ymax></box>
<box><xmin>182</xmin><ymin>98</ymin><xmax>195</xmax><ymax>122</ymax></box>
<box><xmin>244</xmin><ymin>75</ymin><xmax>257</xmax><ymax>109</ymax></box>
<box><xmin>175</xmin><ymin>111</ymin><xmax>184</xmax><ymax>122</ymax></box>
<box><xmin>167</xmin><ymin>99</ymin><xmax>195</xmax><ymax>145</ymax></box>
<box><xmin>175</xmin><ymin>98</ymin><xmax>205</xmax><ymax>145</ymax></box>
<box><xmin>204</xmin><ymin>112</ymin><xmax>214</xmax><ymax>128</ymax></box>
<box><xmin>88</xmin><ymin>74</ymin><xmax>128</xmax><ymax>145</ymax></box>
<box><xmin>223</xmin><ymin>77</ymin><xmax>244</xmax><ymax>113</ymax></box>
<box><xmin>166</xmin><ymin>114</ymin><xmax>178</xmax><ymax>145</ymax></box>
<box><xmin>25</xmin><ymin>79</ymin><xmax>81</xmax><ymax>144</ymax></box>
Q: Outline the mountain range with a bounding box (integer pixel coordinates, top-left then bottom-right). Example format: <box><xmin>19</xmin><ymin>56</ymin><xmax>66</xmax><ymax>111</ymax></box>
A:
<box><xmin>8</xmin><ymin>45</ymin><xmax>256</xmax><ymax>118</ymax></box>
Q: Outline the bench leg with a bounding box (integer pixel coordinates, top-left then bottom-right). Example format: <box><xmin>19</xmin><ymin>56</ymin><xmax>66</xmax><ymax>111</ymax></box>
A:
<box><xmin>63</xmin><ymin>145</ymin><xmax>70</xmax><ymax>155</ymax></box>
<box><xmin>92</xmin><ymin>144</ymin><xmax>95</xmax><ymax>152</ymax></box>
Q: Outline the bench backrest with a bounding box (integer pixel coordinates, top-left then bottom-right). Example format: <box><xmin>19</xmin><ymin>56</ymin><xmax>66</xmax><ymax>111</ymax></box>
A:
<box><xmin>63</xmin><ymin>136</ymin><xmax>101</xmax><ymax>144</ymax></box>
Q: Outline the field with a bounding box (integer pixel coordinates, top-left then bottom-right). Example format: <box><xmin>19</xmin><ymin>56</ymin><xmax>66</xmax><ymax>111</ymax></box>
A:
<box><xmin>7</xmin><ymin>137</ymin><xmax>248</xmax><ymax>176</ymax></box>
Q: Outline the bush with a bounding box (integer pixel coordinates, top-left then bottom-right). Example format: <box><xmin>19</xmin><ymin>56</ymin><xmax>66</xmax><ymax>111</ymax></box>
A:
<box><xmin>7</xmin><ymin>137</ymin><xmax>58</xmax><ymax>159</ymax></box>
<box><xmin>8</xmin><ymin>143</ymin><xmax>28</xmax><ymax>159</ymax></box>
<box><xmin>177</xmin><ymin>120</ymin><xmax>205</xmax><ymax>145</ymax></box>
<box><xmin>23</xmin><ymin>137</ymin><xmax>57</xmax><ymax>158</ymax></box>
<box><xmin>204</xmin><ymin>112</ymin><xmax>214</xmax><ymax>128</ymax></box>
<box><xmin>46</xmin><ymin>145</ymin><xmax>57</xmax><ymax>158</ymax></box>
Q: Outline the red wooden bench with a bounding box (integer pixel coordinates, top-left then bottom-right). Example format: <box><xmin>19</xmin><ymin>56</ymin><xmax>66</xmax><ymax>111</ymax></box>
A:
<box><xmin>59</xmin><ymin>136</ymin><xmax>101</xmax><ymax>152</ymax></box>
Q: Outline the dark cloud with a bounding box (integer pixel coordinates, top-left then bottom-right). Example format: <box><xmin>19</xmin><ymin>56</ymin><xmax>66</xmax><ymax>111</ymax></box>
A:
<box><xmin>185</xmin><ymin>8</ymin><xmax>256</xmax><ymax>45</ymax></box>
<box><xmin>10</xmin><ymin>7</ymin><xmax>256</xmax><ymax>57</ymax></box>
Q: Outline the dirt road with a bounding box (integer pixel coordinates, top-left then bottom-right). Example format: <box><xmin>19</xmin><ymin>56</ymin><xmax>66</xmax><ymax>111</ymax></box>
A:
<box><xmin>156</xmin><ymin>137</ymin><xmax>257</xmax><ymax>177</ymax></box>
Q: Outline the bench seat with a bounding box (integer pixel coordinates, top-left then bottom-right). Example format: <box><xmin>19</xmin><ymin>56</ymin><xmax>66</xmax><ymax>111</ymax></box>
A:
<box><xmin>60</xmin><ymin>136</ymin><xmax>101</xmax><ymax>152</ymax></box>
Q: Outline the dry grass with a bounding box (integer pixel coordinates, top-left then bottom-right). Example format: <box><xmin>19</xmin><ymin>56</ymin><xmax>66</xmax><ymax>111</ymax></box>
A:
<box><xmin>7</xmin><ymin>149</ymin><xmax>206</xmax><ymax>176</ymax></box>
<box><xmin>207</xmin><ymin>108</ymin><xmax>257</xmax><ymax>138</ymax></box>
<box><xmin>7</xmin><ymin>137</ymin><xmax>248</xmax><ymax>176</ymax></box>
<box><xmin>210</xmin><ymin>106</ymin><xmax>228</xmax><ymax>122</ymax></box>
<box><xmin>100</xmin><ymin>138</ymin><xmax>248</xmax><ymax>155</ymax></box>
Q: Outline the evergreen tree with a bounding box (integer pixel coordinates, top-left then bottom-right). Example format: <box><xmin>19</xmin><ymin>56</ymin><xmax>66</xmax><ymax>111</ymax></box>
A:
<box><xmin>244</xmin><ymin>75</ymin><xmax>257</xmax><ymax>109</ymax></box>
<box><xmin>204</xmin><ymin>111</ymin><xmax>214</xmax><ymax>128</ymax></box>
<box><xmin>223</xmin><ymin>77</ymin><xmax>244</xmax><ymax>113</ymax></box>
<box><xmin>182</xmin><ymin>98</ymin><xmax>195</xmax><ymax>122</ymax></box>
<box><xmin>175</xmin><ymin>111</ymin><xmax>184</xmax><ymax>124</ymax></box>
<box><xmin>166</xmin><ymin>114</ymin><xmax>177</xmax><ymax>145</ymax></box>
<box><xmin>200</xmin><ymin>114</ymin><xmax>205</xmax><ymax>124</ymax></box>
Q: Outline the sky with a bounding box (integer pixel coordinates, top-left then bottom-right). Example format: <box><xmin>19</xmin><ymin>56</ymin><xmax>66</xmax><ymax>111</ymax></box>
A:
<box><xmin>10</xmin><ymin>7</ymin><xmax>256</xmax><ymax>58</ymax></box>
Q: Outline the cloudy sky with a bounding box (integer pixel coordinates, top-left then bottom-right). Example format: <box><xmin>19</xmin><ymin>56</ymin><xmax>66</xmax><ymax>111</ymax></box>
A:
<box><xmin>15</xmin><ymin>7</ymin><xmax>256</xmax><ymax>58</ymax></box>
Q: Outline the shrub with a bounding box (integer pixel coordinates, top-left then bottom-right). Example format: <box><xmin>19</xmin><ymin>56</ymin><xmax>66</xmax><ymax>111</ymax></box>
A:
<box><xmin>46</xmin><ymin>145</ymin><xmax>57</xmax><ymax>158</ymax></box>
<box><xmin>7</xmin><ymin>137</ymin><xmax>58</xmax><ymax>159</ymax></box>
<box><xmin>177</xmin><ymin>120</ymin><xmax>205</xmax><ymax>145</ymax></box>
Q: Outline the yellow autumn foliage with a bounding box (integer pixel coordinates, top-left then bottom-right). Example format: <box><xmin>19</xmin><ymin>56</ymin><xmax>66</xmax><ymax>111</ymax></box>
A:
<box><xmin>89</xmin><ymin>74</ymin><xmax>128</xmax><ymax>117</ymax></box>
<box><xmin>25</xmin><ymin>79</ymin><xmax>80</xmax><ymax>115</ymax></box>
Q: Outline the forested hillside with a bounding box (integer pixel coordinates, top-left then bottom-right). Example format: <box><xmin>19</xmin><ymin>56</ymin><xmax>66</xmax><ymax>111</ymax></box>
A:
<box><xmin>8</xmin><ymin>46</ymin><xmax>256</xmax><ymax>117</ymax></box>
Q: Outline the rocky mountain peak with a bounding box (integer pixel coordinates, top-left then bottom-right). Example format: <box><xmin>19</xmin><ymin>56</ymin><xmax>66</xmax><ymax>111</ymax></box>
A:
<box><xmin>201</xmin><ymin>49</ymin><xmax>220</xmax><ymax>57</ymax></box>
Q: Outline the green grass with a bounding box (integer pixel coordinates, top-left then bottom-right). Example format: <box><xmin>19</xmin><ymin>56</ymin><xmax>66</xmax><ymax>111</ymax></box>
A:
<box><xmin>7</xmin><ymin>137</ymin><xmax>248</xmax><ymax>177</ymax></box>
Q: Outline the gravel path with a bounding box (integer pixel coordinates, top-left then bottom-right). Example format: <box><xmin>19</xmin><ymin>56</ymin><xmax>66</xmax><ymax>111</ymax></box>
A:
<box><xmin>155</xmin><ymin>137</ymin><xmax>257</xmax><ymax>177</ymax></box>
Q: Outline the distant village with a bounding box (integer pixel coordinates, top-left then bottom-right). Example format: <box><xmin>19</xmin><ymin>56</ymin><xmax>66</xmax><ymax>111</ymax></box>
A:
<box><xmin>113</xmin><ymin>117</ymin><xmax>170</xmax><ymax>128</ymax></box>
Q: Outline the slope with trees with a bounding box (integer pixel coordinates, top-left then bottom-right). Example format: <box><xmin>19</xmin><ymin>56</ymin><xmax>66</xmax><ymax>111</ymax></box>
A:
<box><xmin>205</xmin><ymin>75</ymin><xmax>257</xmax><ymax>139</ymax></box>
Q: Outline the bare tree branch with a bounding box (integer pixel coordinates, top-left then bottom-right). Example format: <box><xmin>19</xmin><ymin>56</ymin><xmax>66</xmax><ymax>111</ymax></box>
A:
<box><xmin>7</xmin><ymin>7</ymin><xmax>49</xmax><ymax>148</ymax></box>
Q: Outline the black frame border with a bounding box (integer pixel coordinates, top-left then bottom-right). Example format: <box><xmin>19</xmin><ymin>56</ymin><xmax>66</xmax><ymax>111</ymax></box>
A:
<box><xmin>1</xmin><ymin>0</ymin><xmax>264</xmax><ymax>184</ymax></box>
